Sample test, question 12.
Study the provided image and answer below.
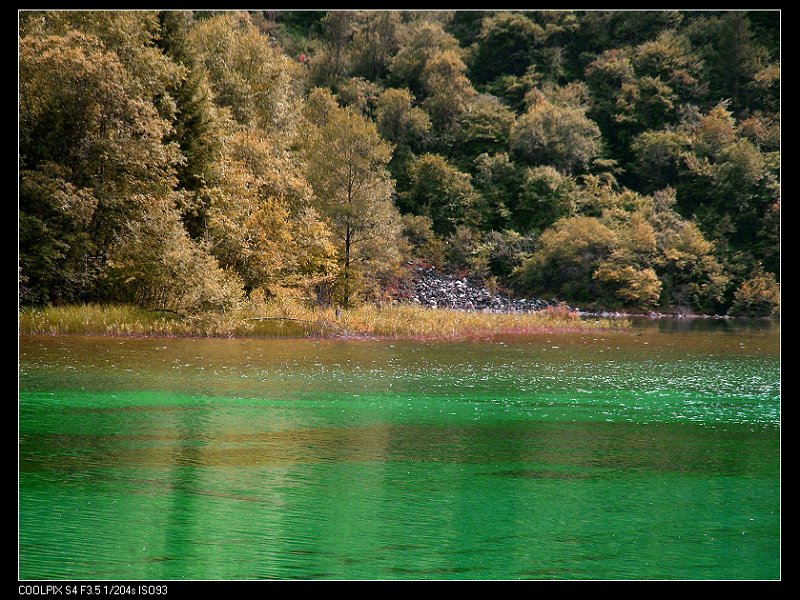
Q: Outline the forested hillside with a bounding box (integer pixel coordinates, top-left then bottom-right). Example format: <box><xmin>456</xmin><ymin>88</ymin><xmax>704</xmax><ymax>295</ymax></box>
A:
<box><xmin>19</xmin><ymin>10</ymin><xmax>780</xmax><ymax>315</ymax></box>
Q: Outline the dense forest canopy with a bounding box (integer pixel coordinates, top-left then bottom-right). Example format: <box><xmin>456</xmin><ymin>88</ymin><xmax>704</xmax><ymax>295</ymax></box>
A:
<box><xmin>19</xmin><ymin>10</ymin><xmax>780</xmax><ymax>315</ymax></box>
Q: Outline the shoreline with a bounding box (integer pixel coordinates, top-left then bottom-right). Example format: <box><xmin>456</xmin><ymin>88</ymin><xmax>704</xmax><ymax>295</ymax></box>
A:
<box><xmin>19</xmin><ymin>303</ymin><xmax>632</xmax><ymax>341</ymax></box>
<box><xmin>19</xmin><ymin>303</ymin><xmax>777</xmax><ymax>342</ymax></box>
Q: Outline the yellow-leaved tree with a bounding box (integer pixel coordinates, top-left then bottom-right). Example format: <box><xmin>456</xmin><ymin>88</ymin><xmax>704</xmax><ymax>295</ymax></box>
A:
<box><xmin>302</xmin><ymin>104</ymin><xmax>405</xmax><ymax>307</ymax></box>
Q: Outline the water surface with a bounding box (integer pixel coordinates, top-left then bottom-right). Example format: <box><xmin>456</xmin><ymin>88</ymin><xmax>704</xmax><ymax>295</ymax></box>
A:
<box><xmin>19</xmin><ymin>321</ymin><xmax>780</xmax><ymax>579</ymax></box>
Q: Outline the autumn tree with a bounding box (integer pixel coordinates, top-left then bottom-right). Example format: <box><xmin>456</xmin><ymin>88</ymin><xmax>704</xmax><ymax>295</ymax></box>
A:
<box><xmin>19</xmin><ymin>29</ymin><xmax>181</xmax><ymax>304</ymax></box>
<box><xmin>302</xmin><ymin>107</ymin><xmax>404</xmax><ymax>307</ymax></box>
<box><xmin>106</xmin><ymin>196</ymin><xmax>243</xmax><ymax>313</ymax></box>
<box><xmin>188</xmin><ymin>12</ymin><xmax>304</xmax><ymax>141</ymax></box>
<box><xmin>515</xmin><ymin>216</ymin><xmax>616</xmax><ymax>304</ymax></box>
<box><xmin>727</xmin><ymin>266</ymin><xmax>780</xmax><ymax>317</ymax></box>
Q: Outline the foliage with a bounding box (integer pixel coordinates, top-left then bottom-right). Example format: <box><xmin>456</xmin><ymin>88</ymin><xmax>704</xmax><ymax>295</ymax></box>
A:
<box><xmin>374</xmin><ymin>87</ymin><xmax>431</xmax><ymax>150</ymax></box>
<box><xmin>469</xmin><ymin>12</ymin><xmax>546</xmax><ymax>84</ymax></box>
<box><xmin>19</xmin><ymin>10</ymin><xmax>779</xmax><ymax>317</ymax></box>
<box><xmin>106</xmin><ymin>197</ymin><xmax>243</xmax><ymax>313</ymax></box>
<box><xmin>727</xmin><ymin>267</ymin><xmax>780</xmax><ymax>317</ymax></box>
<box><xmin>510</xmin><ymin>96</ymin><xmax>602</xmax><ymax>174</ymax></box>
<box><xmin>402</xmin><ymin>214</ymin><xmax>446</xmax><ymax>269</ymax></box>
<box><xmin>399</xmin><ymin>154</ymin><xmax>479</xmax><ymax>235</ymax></box>
<box><xmin>19</xmin><ymin>28</ymin><xmax>181</xmax><ymax>304</ymax></box>
<box><xmin>515</xmin><ymin>216</ymin><xmax>616</xmax><ymax>304</ymax></box>
<box><xmin>302</xmin><ymin>105</ymin><xmax>404</xmax><ymax>307</ymax></box>
<box><xmin>188</xmin><ymin>12</ymin><xmax>304</xmax><ymax>141</ymax></box>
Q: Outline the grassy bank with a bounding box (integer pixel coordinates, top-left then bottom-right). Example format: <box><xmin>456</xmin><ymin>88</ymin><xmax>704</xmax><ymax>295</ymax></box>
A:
<box><xmin>19</xmin><ymin>302</ymin><xmax>629</xmax><ymax>340</ymax></box>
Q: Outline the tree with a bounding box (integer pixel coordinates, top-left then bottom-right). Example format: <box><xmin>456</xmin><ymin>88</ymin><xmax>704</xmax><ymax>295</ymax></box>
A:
<box><xmin>630</xmin><ymin>128</ymin><xmax>691</xmax><ymax>192</ymax></box>
<box><xmin>402</xmin><ymin>214</ymin><xmax>446</xmax><ymax>268</ymax></box>
<box><xmin>420</xmin><ymin>49</ymin><xmax>476</xmax><ymax>134</ymax></box>
<box><xmin>515</xmin><ymin>166</ymin><xmax>583</xmax><ymax>232</ymax></box>
<box><xmin>515</xmin><ymin>216</ymin><xmax>616</xmax><ymax>304</ymax></box>
<box><xmin>349</xmin><ymin>11</ymin><xmax>401</xmax><ymax>80</ymax></box>
<box><xmin>510</xmin><ymin>96</ymin><xmax>602</xmax><ymax>174</ymax></box>
<box><xmin>303</xmin><ymin>87</ymin><xmax>340</xmax><ymax>128</ymax></box>
<box><xmin>19</xmin><ymin>30</ymin><xmax>181</xmax><ymax>304</ymax></box>
<box><xmin>390</xmin><ymin>20</ymin><xmax>462</xmax><ymax>95</ymax></box>
<box><xmin>188</xmin><ymin>12</ymin><xmax>304</xmax><ymax>140</ymax></box>
<box><xmin>310</xmin><ymin>11</ymin><xmax>355</xmax><ymax>86</ymax></box>
<box><xmin>399</xmin><ymin>154</ymin><xmax>479</xmax><ymax>235</ymax></box>
<box><xmin>106</xmin><ymin>196</ymin><xmax>243</xmax><ymax>313</ymax></box>
<box><xmin>374</xmin><ymin>87</ymin><xmax>431</xmax><ymax>150</ymax></box>
<box><xmin>157</xmin><ymin>10</ymin><xmax>225</xmax><ymax>238</ymax></box>
<box><xmin>594</xmin><ymin>211</ymin><xmax>662</xmax><ymax>308</ymax></box>
<box><xmin>303</xmin><ymin>107</ymin><xmax>403</xmax><ymax>307</ymax></box>
<box><xmin>374</xmin><ymin>87</ymin><xmax>431</xmax><ymax>187</ymax></box>
<box><xmin>727</xmin><ymin>266</ymin><xmax>779</xmax><ymax>317</ymax></box>
<box><xmin>336</xmin><ymin>77</ymin><xmax>383</xmax><ymax>118</ymax></box>
<box><xmin>689</xmin><ymin>12</ymin><xmax>767</xmax><ymax>115</ymax></box>
<box><xmin>454</xmin><ymin>94</ymin><xmax>515</xmax><ymax>157</ymax></box>
<box><xmin>650</xmin><ymin>189</ymin><xmax>728</xmax><ymax>311</ymax></box>
<box><xmin>202</xmin><ymin>129</ymin><xmax>337</xmax><ymax>297</ymax></box>
<box><xmin>469</xmin><ymin>12</ymin><xmax>545</xmax><ymax>84</ymax></box>
<box><xmin>631</xmin><ymin>29</ymin><xmax>706</xmax><ymax>103</ymax></box>
<box><xmin>471</xmin><ymin>152</ymin><xmax>521</xmax><ymax>232</ymax></box>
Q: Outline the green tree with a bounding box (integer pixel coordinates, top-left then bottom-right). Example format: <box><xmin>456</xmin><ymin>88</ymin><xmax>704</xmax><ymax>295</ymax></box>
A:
<box><xmin>510</xmin><ymin>96</ymin><xmax>602</xmax><ymax>174</ymax></box>
<box><xmin>515</xmin><ymin>166</ymin><xmax>583</xmax><ymax>233</ymax></box>
<box><xmin>469</xmin><ymin>12</ymin><xmax>545</xmax><ymax>84</ymax></box>
<box><xmin>349</xmin><ymin>11</ymin><xmax>401</xmax><ymax>80</ymax></box>
<box><xmin>454</xmin><ymin>94</ymin><xmax>515</xmax><ymax>157</ymax></box>
<box><xmin>471</xmin><ymin>152</ymin><xmax>521</xmax><ymax>232</ymax></box>
<box><xmin>390</xmin><ymin>20</ymin><xmax>461</xmax><ymax>95</ymax></box>
<box><xmin>630</xmin><ymin>128</ymin><xmax>691</xmax><ymax>192</ymax></box>
<box><xmin>336</xmin><ymin>77</ymin><xmax>383</xmax><ymax>118</ymax></box>
<box><xmin>374</xmin><ymin>87</ymin><xmax>431</xmax><ymax>187</ymax></box>
<box><xmin>689</xmin><ymin>12</ymin><xmax>767</xmax><ymax>115</ymax></box>
<box><xmin>399</xmin><ymin>154</ymin><xmax>479</xmax><ymax>235</ymax></box>
<box><xmin>157</xmin><ymin>11</ymin><xmax>225</xmax><ymax>238</ymax></box>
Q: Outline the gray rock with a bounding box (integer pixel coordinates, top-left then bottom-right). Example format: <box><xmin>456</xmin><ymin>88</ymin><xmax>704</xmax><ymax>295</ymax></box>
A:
<box><xmin>400</xmin><ymin>265</ymin><xmax>566</xmax><ymax>314</ymax></box>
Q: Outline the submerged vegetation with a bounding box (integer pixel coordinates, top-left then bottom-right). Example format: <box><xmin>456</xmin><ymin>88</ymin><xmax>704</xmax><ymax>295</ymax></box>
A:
<box><xmin>19</xmin><ymin>10</ymin><xmax>779</xmax><ymax>321</ymax></box>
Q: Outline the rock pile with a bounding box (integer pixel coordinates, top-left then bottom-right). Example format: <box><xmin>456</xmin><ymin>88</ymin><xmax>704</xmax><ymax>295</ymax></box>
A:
<box><xmin>405</xmin><ymin>265</ymin><xmax>556</xmax><ymax>312</ymax></box>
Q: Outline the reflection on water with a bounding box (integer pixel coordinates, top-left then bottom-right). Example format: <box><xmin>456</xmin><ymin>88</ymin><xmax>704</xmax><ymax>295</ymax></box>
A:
<box><xmin>19</xmin><ymin>321</ymin><xmax>780</xmax><ymax>579</ymax></box>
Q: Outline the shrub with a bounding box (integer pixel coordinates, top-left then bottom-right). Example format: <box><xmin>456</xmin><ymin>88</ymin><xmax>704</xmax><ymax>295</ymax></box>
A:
<box><xmin>728</xmin><ymin>268</ymin><xmax>780</xmax><ymax>317</ymax></box>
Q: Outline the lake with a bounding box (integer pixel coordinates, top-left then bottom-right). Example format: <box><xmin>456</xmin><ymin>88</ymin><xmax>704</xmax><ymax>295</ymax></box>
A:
<box><xmin>19</xmin><ymin>319</ymin><xmax>780</xmax><ymax>580</ymax></box>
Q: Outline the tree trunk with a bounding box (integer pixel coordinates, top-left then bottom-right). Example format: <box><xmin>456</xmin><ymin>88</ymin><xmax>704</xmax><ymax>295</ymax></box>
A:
<box><xmin>343</xmin><ymin>224</ymin><xmax>351</xmax><ymax>309</ymax></box>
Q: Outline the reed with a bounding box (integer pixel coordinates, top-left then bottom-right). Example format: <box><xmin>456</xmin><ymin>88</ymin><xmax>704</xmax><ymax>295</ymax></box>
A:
<box><xmin>19</xmin><ymin>302</ymin><xmax>628</xmax><ymax>339</ymax></box>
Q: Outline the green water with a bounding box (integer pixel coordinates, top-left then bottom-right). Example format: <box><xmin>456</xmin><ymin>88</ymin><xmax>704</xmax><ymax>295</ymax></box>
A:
<box><xmin>19</xmin><ymin>321</ymin><xmax>780</xmax><ymax>580</ymax></box>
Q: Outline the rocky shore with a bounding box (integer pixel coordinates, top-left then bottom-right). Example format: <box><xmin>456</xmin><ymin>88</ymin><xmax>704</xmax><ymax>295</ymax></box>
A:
<box><xmin>400</xmin><ymin>265</ymin><xmax>558</xmax><ymax>312</ymax></box>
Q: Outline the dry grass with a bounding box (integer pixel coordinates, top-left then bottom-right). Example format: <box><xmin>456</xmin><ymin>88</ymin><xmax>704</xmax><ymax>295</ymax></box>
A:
<box><xmin>19</xmin><ymin>302</ymin><xmax>628</xmax><ymax>340</ymax></box>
